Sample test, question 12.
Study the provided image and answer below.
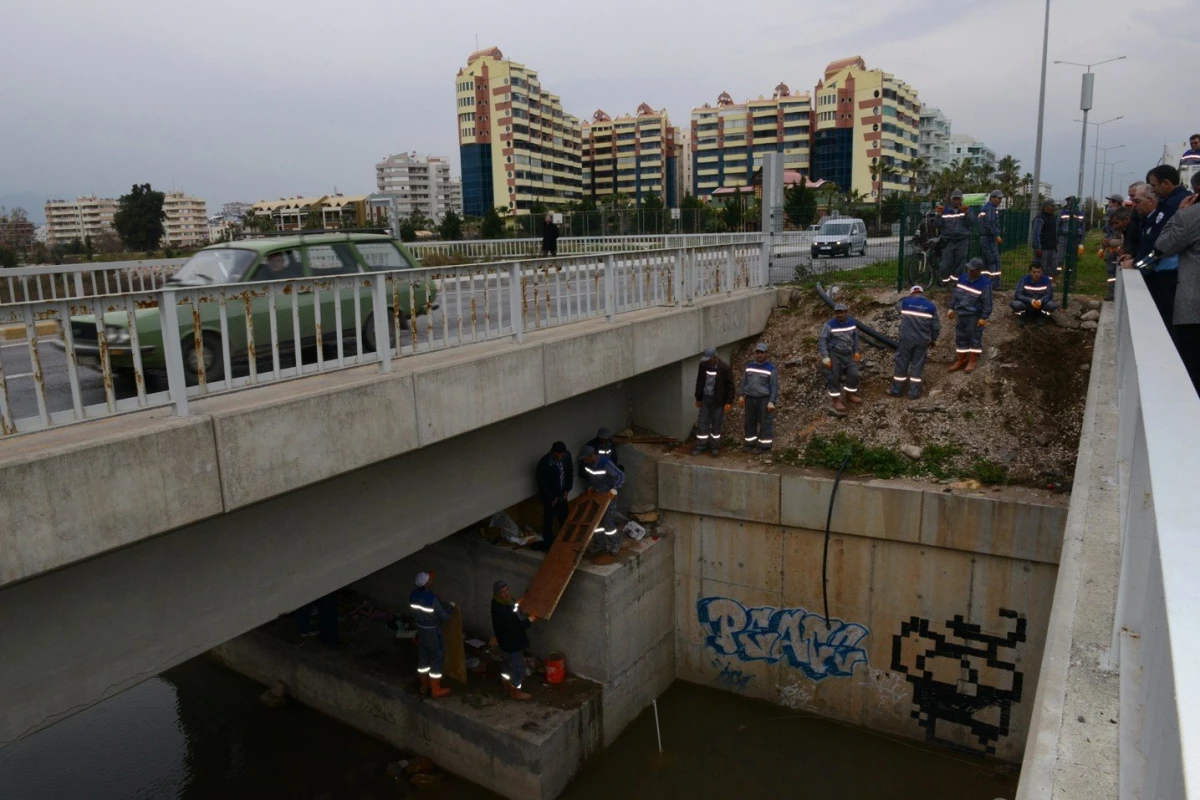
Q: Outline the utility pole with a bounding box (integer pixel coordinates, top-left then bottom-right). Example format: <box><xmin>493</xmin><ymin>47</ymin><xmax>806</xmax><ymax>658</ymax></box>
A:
<box><xmin>1030</xmin><ymin>0</ymin><xmax>1051</xmax><ymax>220</ymax></box>
<box><xmin>1055</xmin><ymin>56</ymin><xmax>1125</xmax><ymax>202</ymax></box>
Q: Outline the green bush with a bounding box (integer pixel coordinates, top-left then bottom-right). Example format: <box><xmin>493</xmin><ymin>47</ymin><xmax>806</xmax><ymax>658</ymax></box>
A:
<box><xmin>968</xmin><ymin>459</ymin><xmax>1010</xmax><ymax>485</ymax></box>
<box><xmin>802</xmin><ymin>433</ymin><xmax>911</xmax><ymax>479</ymax></box>
<box><xmin>920</xmin><ymin>443</ymin><xmax>962</xmax><ymax>480</ymax></box>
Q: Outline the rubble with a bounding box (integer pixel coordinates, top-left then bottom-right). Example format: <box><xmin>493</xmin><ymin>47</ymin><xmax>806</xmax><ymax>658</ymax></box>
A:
<box><xmin>901</xmin><ymin>444</ymin><xmax>923</xmax><ymax>461</ymax></box>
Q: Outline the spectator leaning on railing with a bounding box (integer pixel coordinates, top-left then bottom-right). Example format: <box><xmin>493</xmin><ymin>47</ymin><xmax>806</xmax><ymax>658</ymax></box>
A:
<box><xmin>1121</xmin><ymin>183</ymin><xmax>1176</xmax><ymax>326</ymax></box>
<box><xmin>1155</xmin><ymin>187</ymin><xmax>1200</xmax><ymax>394</ymax></box>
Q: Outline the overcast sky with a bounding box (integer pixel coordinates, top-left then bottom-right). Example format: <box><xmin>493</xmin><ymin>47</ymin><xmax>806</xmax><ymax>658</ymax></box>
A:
<box><xmin>2</xmin><ymin>0</ymin><xmax>1193</xmax><ymax>222</ymax></box>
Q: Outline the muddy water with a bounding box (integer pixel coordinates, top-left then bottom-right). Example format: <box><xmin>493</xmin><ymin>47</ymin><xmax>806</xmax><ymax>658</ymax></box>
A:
<box><xmin>0</xmin><ymin>660</ymin><xmax>1018</xmax><ymax>800</ymax></box>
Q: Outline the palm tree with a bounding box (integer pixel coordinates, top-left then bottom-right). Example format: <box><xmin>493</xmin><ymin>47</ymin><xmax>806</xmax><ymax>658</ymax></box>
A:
<box><xmin>907</xmin><ymin>156</ymin><xmax>930</xmax><ymax>196</ymax></box>
<box><xmin>869</xmin><ymin>162</ymin><xmax>899</xmax><ymax>228</ymax></box>
<box><xmin>996</xmin><ymin>155</ymin><xmax>1021</xmax><ymax>201</ymax></box>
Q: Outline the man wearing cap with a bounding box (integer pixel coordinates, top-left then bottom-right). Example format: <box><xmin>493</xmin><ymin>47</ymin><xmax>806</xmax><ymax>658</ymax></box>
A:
<box><xmin>977</xmin><ymin>190</ymin><xmax>1004</xmax><ymax>289</ymax></box>
<box><xmin>947</xmin><ymin>258</ymin><xmax>993</xmax><ymax>374</ymax></box>
<box><xmin>1031</xmin><ymin>199</ymin><xmax>1060</xmax><ymax>278</ymax></box>
<box><xmin>819</xmin><ymin>304</ymin><xmax>862</xmax><ymax>412</ymax></box>
<box><xmin>1101</xmin><ymin>207</ymin><xmax>1133</xmax><ymax>300</ymax></box>
<box><xmin>737</xmin><ymin>342</ymin><xmax>780</xmax><ymax>453</ymax></box>
<box><xmin>1181</xmin><ymin>134</ymin><xmax>1200</xmax><ymax>167</ymax></box>
<box><xmin>890</xmin><ymin>287</ymin><xmax>940</xmax><ymax>399</ymax></box>
<box><xmin>580</xmin><ymin>427</ymin><xmax>621</xmax><ymax>477</ymax></box>
<box><xmin>409</xmin><ymin>571</ymin><xmax>455</xmax><ymax>698</ymax></box>
<box><xmin>936</xmin><ymin>190</ymin><xmax>973</xmax><ymax>286</ymax></box>
<box><xmin>1010</xmin><ymin>263</ymin><xmax>1058</xmax><ymax>326</ymax></box>
<box><xmin>491</xmin><ymin>580</ymin><xmax>535</xmax><ymax>701</ymax></box>
<box><xmin>578</xmin><ymin>445</ymin><xmax>625</xmax><ymax>555</ymax></box>
<box><xmin>534</xmin><ymin>441</ymin><xmax>574</xmax><ymax>552</ymax></box>
<box><xmin>692</xmin><ymin>346</ymin><xmax>735</xmax><ymax>456</ymax></box>
<box><xmin>1058</xmin><ymin>198</ymin><xmax>1086</xmax><ymax>275</ymax></box>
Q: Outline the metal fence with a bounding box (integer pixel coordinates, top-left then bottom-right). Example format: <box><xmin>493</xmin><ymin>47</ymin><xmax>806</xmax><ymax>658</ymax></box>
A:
<box><xmin>1110</xmin><ymin>270</ymin><xmax>1200</xmax><ymax>798</ymax></box>
<box><xmin>0</xmin><ymin>242</ymin><xmax>765</xmax><ymax>438</ymax></box>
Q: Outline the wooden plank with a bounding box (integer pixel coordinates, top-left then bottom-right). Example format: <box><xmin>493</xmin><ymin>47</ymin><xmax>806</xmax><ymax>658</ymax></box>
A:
<box><xmin>442</xmin><ymin>605</ymin><xmax>467</xmax><ymax>684</ymax></box>
<box><xmin>519</xmin><ymin>492</ymin><xmax>612</xmax><ymax>620</ymax></box>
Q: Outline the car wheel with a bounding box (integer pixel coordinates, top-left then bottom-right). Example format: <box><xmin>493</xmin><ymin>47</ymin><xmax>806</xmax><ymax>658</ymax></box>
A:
<box><xmin>361</xmin><ymin>312</ymin><xmax>406</xmax><ymax>353</ymax></box>
<box><xmin>183</xmin><ymin>332</ymin><xmax>224</xmax><ymax>385</ymax></box>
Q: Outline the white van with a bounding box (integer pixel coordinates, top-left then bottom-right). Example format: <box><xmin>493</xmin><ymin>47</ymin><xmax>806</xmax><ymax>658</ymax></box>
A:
<box><xmin>811</xmin><ymin>218</ymin><xmax>868</xmax><ymax>258</ymax></box>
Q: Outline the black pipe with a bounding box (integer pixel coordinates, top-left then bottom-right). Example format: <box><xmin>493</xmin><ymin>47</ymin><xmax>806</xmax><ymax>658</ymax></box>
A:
<box><xmin>821</xmin><ymin>450</ymin><xmax>854</xmax><ymax>630</ymax></box>
<box><xmin>814</xmin><ymin>282</ymin><xmax>899</xmax><ymax>350</ymax></box>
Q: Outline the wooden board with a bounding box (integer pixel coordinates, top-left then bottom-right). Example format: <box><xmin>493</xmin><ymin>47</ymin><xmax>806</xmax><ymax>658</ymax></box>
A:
<box><xmin>442</xmin><ymin>605</ymin><xmax>467</xmax><ymax>684</ymax></box>
<box><xmin>519</xmin><ymin>491</ymin><xmax>613</xmax><ymax>620</ymax></box>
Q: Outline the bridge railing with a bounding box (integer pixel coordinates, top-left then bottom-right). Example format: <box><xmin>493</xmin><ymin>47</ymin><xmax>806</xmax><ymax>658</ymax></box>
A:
<box><xmin>0</xmin><ymin>242</ymin><xmax>767</xmax><ymax>437</ymax></box>
<box><xmin>1110</xmin><ymin>270</ymin><xmax>1200</xmax><ymax>799</ymax></box>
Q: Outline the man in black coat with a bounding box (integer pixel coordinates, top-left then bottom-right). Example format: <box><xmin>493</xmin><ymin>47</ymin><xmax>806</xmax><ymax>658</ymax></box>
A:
<box><xmin>533</xmin><ymin>441</ymin><xmax>573</xmax><ymax>551</ymax></box>
<box><xmin>541</xmin><ymin>214</ymin><xmax>560</xmax><ymax>257</ymax></box>
<box><xmin>692</xmin><ymin>346</ymin><xmax>735</xmax><ymax>456</ymax></box>
<box><xmin>491</xmin><ymin>580</ymin><xmax>534</xmax><ymax>701</ymax></box>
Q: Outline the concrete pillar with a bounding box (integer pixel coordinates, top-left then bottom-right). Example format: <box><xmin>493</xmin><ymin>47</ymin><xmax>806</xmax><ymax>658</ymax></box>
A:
<box><xmin>629</xmin><ymin>343</ymin><xmax>740</xmax><ymax>442</ymax></box>
<box><xmin>761</xmin><ymin>152</ymin><xmax>784</xmax><ymax>234</ymax></box>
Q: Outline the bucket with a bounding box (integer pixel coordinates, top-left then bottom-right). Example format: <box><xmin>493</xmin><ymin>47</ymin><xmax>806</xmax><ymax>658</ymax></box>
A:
<box><xmin>544</xmin><ymin>653</ymin><xmax>566</xmax><ymax>684</ymax></box>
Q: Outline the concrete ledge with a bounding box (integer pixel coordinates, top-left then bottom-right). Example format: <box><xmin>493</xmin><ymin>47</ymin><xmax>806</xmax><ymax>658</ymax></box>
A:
<box><xmin>210</xmin><ymin>631</ymin><xmax>601</xmax><ymax>800</ymax></box>
<box><xmin>781</xmin><ymin>474</ymin><xmax>924</xmax><ymax>543</ymax></box>
<box><xmin>921</xmin><ymin>491</ymin><xmax>1066</xmax><ymax>565</ymax></box>
<box><xmin>542</xmin><ymin>323</ymin><xmax>633</xmax><ymax>405</ymax></box>
<box><xmin>0</xmin><ymin>412</ymin><xmax>222</xmax><ymax>585</ymax></box>
<box><xmin>658</xmin><ymin>461</ymin><xmax>781</xmax><ymax>524</ymax></box>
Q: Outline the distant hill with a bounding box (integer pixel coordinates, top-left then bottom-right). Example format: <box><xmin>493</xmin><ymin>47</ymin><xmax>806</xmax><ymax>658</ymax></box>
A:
<box><xmin>0</xmin><ymin>192</ymin><xmax>53</xmax><ymax>225</ymax></box>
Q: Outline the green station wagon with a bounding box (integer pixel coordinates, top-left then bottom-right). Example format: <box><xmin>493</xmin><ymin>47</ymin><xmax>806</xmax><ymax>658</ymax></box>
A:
<box><xmin>68</xmin><ymin>233</ymin><xmax>433</xmax><ymax>382</ymax></box>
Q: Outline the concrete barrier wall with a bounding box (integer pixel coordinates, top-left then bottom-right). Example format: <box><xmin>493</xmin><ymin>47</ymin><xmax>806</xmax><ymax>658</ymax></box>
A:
<box><xmin>661</xmin><ymin>461</ymin><xmax>1067</xmax><ymax>763</ymax></box>
<box><xmin>0</xmin><ymin>289</ymin><xmax>776</xmax><ymax>587</ymax></box>
<box><xmin>354</xmin><ymin>533</ymin><xmax>675</xmax><ymax>747</ymax></box>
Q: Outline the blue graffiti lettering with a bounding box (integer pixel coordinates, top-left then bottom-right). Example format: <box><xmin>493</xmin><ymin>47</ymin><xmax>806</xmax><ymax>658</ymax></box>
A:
<box><xmin>712</xmin><ymin>658</ymin><xmax>754</xmax><ymax>690</ymax></box>
<box><xmin>697</xmin><ymin>596</ymin><xmax>869</xmax><ymax>681</ymax></box>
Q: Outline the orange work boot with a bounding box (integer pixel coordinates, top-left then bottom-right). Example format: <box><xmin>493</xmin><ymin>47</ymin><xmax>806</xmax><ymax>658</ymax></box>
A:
<box><xmin>507</xmin><ymin>682</ymin><xmax>532</xmax><ymax>701</ymax></box>
<box><xmin>964</xmin><ymin>354</ymin><xmax>979</xmax><ymax>374</ymax></box>
<box><xmin>845</xmin><ymin>392</ymin><xmax>862</xmax><ymax>404</ymax></box>
<box><xmin>419</xmin><ymin>674</ymin><xmax>430</xmax><ymax>695</ymax></box>
<box><xmin>429</xmin><ymin>678</ymin><xmax>451</xmax><ymax>698</ymax></box>
<box><xmin>947</xmin><ymin>354</ymin><xmax>968</xmax><ymax>373</ymax></box>
<box><xmin>832</xmin><ymin>396</ymin><xmax>847</xmax><ymax>412</ymax></box>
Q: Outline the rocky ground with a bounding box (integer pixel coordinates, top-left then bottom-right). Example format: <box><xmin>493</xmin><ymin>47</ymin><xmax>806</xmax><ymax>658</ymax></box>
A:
<box><xmin>715</xmin><ymin>284</ymin><xmax>1100</xmax><ymax>488</ymax></box>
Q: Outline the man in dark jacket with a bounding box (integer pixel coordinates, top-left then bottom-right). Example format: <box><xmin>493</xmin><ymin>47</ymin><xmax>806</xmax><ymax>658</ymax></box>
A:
<box><xmin>533</xmin><ymin>441</ymin><xmax>573</xmax><ymax>552</ymax></box>
<box><xmin>491</xmin><ymin>580</ymin><xmax>534</xmax><ymax>701</ymax></box>
<box><xmin>1031</xmin><ymin>200</ymin><xmax>1059</xmax><ymax>278</ymax></box>
<box><xmin>580</xmin><ymin>427</ymin><xmax>621</xmax><ymax>476</ymax></box>
<box><xmin>541</xmin><ymin>214</ymin><xmax>560</xmax><ymax>257</ymax></box>
<box><xmin>692</xmin><ymin>346</ymin><xmax>735</xmax><ymax>456</ymax></box>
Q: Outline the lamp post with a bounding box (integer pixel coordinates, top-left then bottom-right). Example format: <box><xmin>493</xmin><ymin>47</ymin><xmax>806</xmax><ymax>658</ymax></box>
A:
<box><xmin>1093</xmin><ymin>142</ymin><xmax>1125</xmax><ymax>223</ymax></box>
<box><xmin>1030</xmin><ymin>0</ymin><xmax>1051</xmax><ymax>229</ymax></box>
<box><xmin>1074</xmin><ymin>116</ymin><xmax>1123</xmax><ymax>226</ymax></box>
<box><xmin>1105</xmin><ymin>160</ymin><xmax>1127</xmax><ymax>198</ymax></box>
<box><xmin>1055</xmin><ymin>57</ymin><xmax>1126</xmax><ymax>206</ymax></box>
<box><xmin>1115</xmin><ymin>170</ymin><xmax>1135</xmax><ymax>199</ymax></box>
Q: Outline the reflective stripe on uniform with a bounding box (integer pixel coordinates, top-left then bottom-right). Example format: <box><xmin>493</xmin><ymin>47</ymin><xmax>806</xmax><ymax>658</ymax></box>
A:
<box><xmin>429</xmin><ymin>673</ymin><xmax>442</xmax><ymax>679</ymax></box>
<box><xmin>745</xmin><ymin>367</ymin><xmax>773</xmax><ymax>375</ymax></box>
<box><xmin>901</xmin><ymin>309</ymin><xmax>933</xmax><ymax>318</ymax></box>
<box><xmin>418</xmin><ymin>666</ymin><xmax>431</xmax><ymax>673</ymax></box>
<box><xmin>830</xmin><ymin>326</ymin><xmax>856</xmax><ymax>333</ymax></box>
<box><xmin>843</xmin><ymin>386</ymin><xmax>858</xmax><ymax>393</ymax></box>
<box><xmin>411</xmin><ymin>604</ymin><xmax>435</xmax><ymax>613</ymax></box>
<box><xmin>585</xmin><ymin>467</ymin><xmax>606</xmax><ymax>476</ymax></box>
<box><xmin>957</xmin><ymin>284</ymin><xmax>983</xmax><ymax>296</ymax></box>
<box><xmin>758</xmin><ymin>439</ymin><xmax>773</xmax><ymax>445</ymax></box>
<box><xmin>910</xmin><ymin>377</ymin><xmax>922</xmax><ymax>383</ymax></box>
<box><xmin>706</xmin><ymin>370</ymin><xmax>717</xmax><ymax>376</ymax></box>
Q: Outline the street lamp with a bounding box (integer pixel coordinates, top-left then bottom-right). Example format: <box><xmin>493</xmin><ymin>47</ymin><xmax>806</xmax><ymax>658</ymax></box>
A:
<box><xmin>1055</xmin><ymin>56</ymin><xmax>1126</xmax><ymax>208</ymax></box>
<box><xmin>1091</xmin><ymin>141</ymin><xmax>1125</xmax><ymax>225</ymax></box>
<box><xmin>1030</xmin><ymin>0</ymin><xmax>1052</xmax><ymax>226</ymax></box>
<box><xmin>1105</xmin><ymin>160</ymin><xmax>1127</xmax><ymax>198</ymax></box>
<box><xmin>1074</xmin><ymin>116</ymin><xmax>1123</xmax><ymax>222</ymax></box>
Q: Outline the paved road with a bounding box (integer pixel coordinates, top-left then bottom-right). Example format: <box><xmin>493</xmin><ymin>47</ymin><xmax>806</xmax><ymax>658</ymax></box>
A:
<box><xmin>769</xmin><ymin>239</ymin><xmax>901</xmax><ymax>284</ymax></box>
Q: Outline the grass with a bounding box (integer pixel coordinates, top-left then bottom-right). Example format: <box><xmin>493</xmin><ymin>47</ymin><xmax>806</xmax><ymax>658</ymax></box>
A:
<box><xmin>967</xmin><ymin>458</ymin><xmax>1011</xmax><ymax>485</ymax></box>
<box><xmin>784</xmin><ymin>433</ymin><xmax>997</xmax><ymax>484</ymax></box>
<box><xmin>921</xmin><ymin>443</ymin><xmax>962</xmax><ymax>480</ymax></box>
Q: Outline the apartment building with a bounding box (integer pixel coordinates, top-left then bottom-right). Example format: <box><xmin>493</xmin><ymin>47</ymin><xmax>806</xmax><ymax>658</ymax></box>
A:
<box><xmin>44</xmin><ymin>196</ymin><xmax>118</xmax><ymax>247</ymax></box>
<box><xmin>811</xmin><ymin>56</ymin><xmax>920</xmax><ymax>198</ymax></box>
<box><xmin>689</xmin><ymin>83</ymin><xmax>812</xmax><ymax>199</ymax></box>
<box><xmin>249</xmin><ymin>194</ymin><xmax>368</xmax><ymax>231</ymax></box>
<box><xmin>948</xmin><ymin>134</ymin><xmax>997</xmax><ymax>172</ymax></box>
<box><xmin>162</xmin><ymin>192</ymin><xmax>208</xmax><ymax>247</ymax></box>
<box><xmin>677</xmin><ymin>130</ymin><xmax>693</xmax><ymax>201</ymax></box>
<box><xmin>582</xmin><ymin>105</ymin><xmax>679</xmax><ymax>207</ymax></box>
<box><xmin>919</xmin><ymin>107</ymin><xmax>952</xmax><ymax>171</ymax></box>
<box><xmin>375</xmin><ymin>152</ymin><xmax>463</xmax><ymax>221</ymax></box>
<box><xmin>455</xmin><ymin>47</ymin><xmax>582</xmax><ymax>217</ymax></box>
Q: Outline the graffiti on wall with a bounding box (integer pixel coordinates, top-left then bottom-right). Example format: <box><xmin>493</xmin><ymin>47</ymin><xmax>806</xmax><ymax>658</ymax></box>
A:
<box><xmin>890</xmin><ymin>608</ymin><xmax>1028</xmax><ymax>755</ymax></box>
<box><xmin>712</xmin><ymin>658</ymin><xmax>754</xmax><ymax>691</ymax></box>
<box><xmin>697</xmin><ymin>596</ymin><xmax>869</xmax><ymax>681</ymax></box>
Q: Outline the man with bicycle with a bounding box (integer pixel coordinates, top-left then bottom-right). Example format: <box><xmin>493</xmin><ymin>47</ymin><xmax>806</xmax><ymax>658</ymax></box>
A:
<box><xmin>936</xmin><ymin>190</ymin><xmax>973</xmax><ymax>287</ymax></box>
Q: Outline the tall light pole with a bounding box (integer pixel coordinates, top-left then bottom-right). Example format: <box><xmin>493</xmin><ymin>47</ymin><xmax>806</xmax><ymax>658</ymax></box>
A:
<box><xmin>1055</xmin><ymin>56</ymin><xmax>1126</xmax><ymax>207</ymax></box>
<box><xmin>1074</xmin><ymin>116</ymin><xmax>1123</xmax><ymax>218</ymax></box>
<box><xmin>1106</xmin><ymin>160</ymin><xmax>1127</xmax><ymax>198</ymax></box>
<box><xmin>1092</xmin><ymin>141</ymin><xmax>1125</xmax><ymax>225</ymax></box>
<box><xmin>1115</xmin><ymin>170</ymin><xmax>1135</xmax><ymax>199</ymax></box>
<box><xmin>1030</xmin><ymin>0</ymin><xmax>1051</xmax><ymax>218</ymax></box>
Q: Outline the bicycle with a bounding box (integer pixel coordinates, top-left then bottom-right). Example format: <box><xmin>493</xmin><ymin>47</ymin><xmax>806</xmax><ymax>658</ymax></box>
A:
<box><xmin>905</xmin><ymin>235</ymin><xmax>942</xmax><ymax>288</ymax></box>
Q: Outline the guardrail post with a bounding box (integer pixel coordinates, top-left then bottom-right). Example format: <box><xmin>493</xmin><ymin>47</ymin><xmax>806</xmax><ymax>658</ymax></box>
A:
<box><xmin>509</xmin><ymin>261</ymin><xmax>524</xmax><ymax>343</ymax></box>
<box><xmin>673</xmin><ymin>250</ymin><xmax>684</xmax><ymax>306</ymax></box>
<box><xmin>159</xmin><ymin>289</ymin><xmax>189</xmax><ymax>417</ymax></box>
<box><xmin>759</xmin><ymin>237</ymin><xmax>770</xmax><ymax>287</ymax></box>
<box><xmin>724</xmin><ymin>244</ymin><xmax>734</xmax><ymax>294</ymax></box>
<box><xmin>72</xmin><ymin>272</ymin><xmax>85</xmax><ymax>300</ymax></box>
<box><xmin>371</xmin><ymin>274</ymin><xmax>392</xmax><ymax>373</ymax></box>
<box><xmin>604</xmin><ymin>254</ymin><xmax>617</xmax><ymax>322</ymax></box>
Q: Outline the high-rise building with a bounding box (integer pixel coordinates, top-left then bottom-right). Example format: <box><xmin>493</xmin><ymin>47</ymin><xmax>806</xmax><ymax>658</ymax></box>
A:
<box><xmin>948</xmin><ymin>134</ymin><xmax>997</xmax><ymax>172</ymax></box>
<box><xmin>249</xmin><ymin>195</ymin><xmax>368</xmax><ymax>231</ymax></box>
<box><xmin>44</xmin><ymin>196</ymin><xmax>119</xmax><ymax>247</ymax></box>
<box><xmin>677</xmin><ymin>130</ymin><xmax>693</xmax><ymax>201</ymax></box>
<box><xmin>918</xmin><ymin>107</ymin><xmax>952</xmax><ymax>171</ymax></box>
<box><xmin>582</xmin><ymin>105</ymin><xmax>679</xmax><ymax>207</ymax></box>
<box><xmin>455</xmin><ymin>47</ymin><xmax>582</xmax><ymax>217</ymax></box>
<box><xmin>375</xmin><ymin>152</ymin><xmax>462</xmax><ymax>221</ymax></box>
<box><xmin>689</xmin><ymin>83</ymin><xmax>812</xmax><ymax>199</ymax></box>
<box><xmin>162</xmin><ymin>192</ymin><xmax>208</xmax><ymax>247</ymax></box>
<box><xmin>811</xmin><ymin>56</ymin><xmax>920</xmax><ymax>198</ymax></box>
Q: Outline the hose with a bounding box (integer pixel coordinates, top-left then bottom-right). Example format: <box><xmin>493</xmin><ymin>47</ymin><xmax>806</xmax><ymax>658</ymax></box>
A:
<box><xmin>821</xmin><ymin>450</ymin><xmax>854</xmax><ymax>630</ymax></box>
<box><xmin>814</xmin><ymin>282</ymin><xmax>899</xmax><ymax>350</ymax></box>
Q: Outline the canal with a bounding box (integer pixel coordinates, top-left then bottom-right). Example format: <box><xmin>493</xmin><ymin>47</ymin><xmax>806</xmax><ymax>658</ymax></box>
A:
<box><xmin>0</xmin><ymin>657</ymin><xmax>1018</xmax><ymax>799</ymax></box>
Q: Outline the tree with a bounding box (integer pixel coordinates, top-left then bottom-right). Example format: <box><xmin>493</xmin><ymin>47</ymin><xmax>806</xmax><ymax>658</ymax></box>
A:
<box><xmin>907</xmin><ymin>157</ymin><xmax>929</xmax><ymax>196</ymax></box>
<box><xmin>481</xmin><ymin>206</ymin><xmax>506</xmax><ymax>239</ymax></box>
<box><xmin>996</xmin><ymin>155</ymin><xmax>1022</xmax><ymax>202</ymax></box>
<box><xmin>113</xmin><ymin>183</ymin><xmax>166</xmax><ymax>251</ymax></box>
<box><xmin>721</xmin><ymin>196</ymin><xmax>743</xmax><ymax>230</ymax></box>
<box><xmin>302</xmin><ymin>205</ymin><xmax>324</xmax><ymax>230</ymax></box>
<box><xmin>0</xmin><ymin>245</ymin><xmax>16</xmax><ymax>268</ymax></box>
<box><xmin>398</xmin><ymin>218</ymin><xmax>417</xmax><ymax>242</ymax></box>
<box><xmin>783</xmin><ymin>181</ymin><xmax>817</xmax><ymax>229</ymax></box>
<box><xmin>869</xmin><ymin>162</ymin><xmax>899</xmax><ymax>228</ymax></box>
<box><xmin>438</xmin><ymin>209</ymin><xmax>463</xmax><ymax>240</ymax></box>
<box><xmin>641</xmin><ymin>192</ymin><xmax>664</xmax><ymax>234</ymax></box>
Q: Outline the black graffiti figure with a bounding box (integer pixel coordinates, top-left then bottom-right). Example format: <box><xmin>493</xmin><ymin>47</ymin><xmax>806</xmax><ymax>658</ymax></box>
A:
<box><xmin>890</xmin><ymin>608</ymin><xmax>1027</xmax><ymax>756</ymax></box>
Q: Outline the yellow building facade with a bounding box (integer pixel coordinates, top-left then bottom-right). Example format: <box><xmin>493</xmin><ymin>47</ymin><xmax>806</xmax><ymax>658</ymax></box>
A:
<box><xmin>688</xmin><ymin>83</ymin><xmax>811</xmax><ymax>199</ymax></box>
<box><xmin>811</xmin><ymin>56</ymin><xmax>920</xmax><ymax>199</ymax></box>
<box><xmin>455</xmin><ymin>47</ymin><xmax>582</xmax><ymax>217</ymax></box>
<box><xmin>582</xmin><ymin>104</ymin><xmax>679</xmax><ymax>207</ymax></box>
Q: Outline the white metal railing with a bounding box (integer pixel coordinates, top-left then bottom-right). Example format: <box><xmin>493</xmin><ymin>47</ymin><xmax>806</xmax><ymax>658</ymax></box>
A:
<box><xmin>1111</xmin><ymin>270</ymin><xmax>1200</xmax><ymax>798</ymax></box>
<box><xmin>0</xmin><ymin>242</ymin><xmax>766</xmax><ymax>437</ymax></box>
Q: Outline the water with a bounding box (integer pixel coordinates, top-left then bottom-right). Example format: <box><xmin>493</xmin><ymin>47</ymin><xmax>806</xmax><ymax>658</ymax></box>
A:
<box><xmin>0</xmin><ymin>660</ymin><xmax>1018</xmax><ymax>800</ymax></box>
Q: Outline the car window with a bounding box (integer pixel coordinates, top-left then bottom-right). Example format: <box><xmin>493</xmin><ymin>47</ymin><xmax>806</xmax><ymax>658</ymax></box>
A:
<box><xmin>355</xmin><ymin>241</ymin><xmax>416</xmax><ymax>271</ymax></box>
<box><xmin>251</xmin><ymin>249</ymin><xmax>304</xmax><ymax>281</ymax></box>
<box><xmin>306</xmin><ymin>244</ymin><xmax>361</xmax><ymax>276</ymax></box>
<box><xmin>168</xmin><ymin>248</ymin><xmax>257</xmax><ymax>286</ymax></box>
<box><xmin>821</xmin><ymin>223</ymin><xmax>852</xmax><ymax>236</ymax></box>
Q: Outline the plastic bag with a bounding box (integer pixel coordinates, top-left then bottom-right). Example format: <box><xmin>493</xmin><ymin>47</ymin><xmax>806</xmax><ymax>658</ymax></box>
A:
<box><xmin>623</xmin><ymin>520</ymin><xmax>647</xmax><ymax>541</ymax></box>
<box><xmin>489</xmin><ymin>512</ymin><xmax>523</xmax><ymax>544</ymax></box>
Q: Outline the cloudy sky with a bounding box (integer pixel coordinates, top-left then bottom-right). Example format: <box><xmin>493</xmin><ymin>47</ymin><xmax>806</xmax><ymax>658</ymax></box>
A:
<box><xmin>2</xmin><ymin>0</ymin><xmax>1193</xmax><ymax>222</ymax></box>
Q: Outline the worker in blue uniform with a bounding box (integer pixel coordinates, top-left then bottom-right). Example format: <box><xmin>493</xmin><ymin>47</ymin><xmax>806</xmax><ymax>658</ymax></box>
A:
<box><xmin>1010</xmin><ymin>263</ymin><xmax>1059</xmax><ymax>326</ymax></box>
<box><xmin>936</xmin><ymin>189</ymin><xmax>973</xmax><ymax>286</ymax></box>
<box><xmin>737</xmin><ymin>342</ymin><xmax>780</xmax><ymax>452</ymax></box>
<box><xmin>946</xmin><ymin>258</ymin><xmax>993</xmax><ymax>374</ymax></box>
<box><xmin>890</xmin><ymin>286</ymin><xmax>940</xmax><ymax>399</ymax></box>
<box><xmin>977</xmin><ymin>190</ymin><xmax>1004</xmax><ymax>288</ymax></box>
<box><xmin>409</xmin><ymin>571</ymin><xmax>455</xmax><ymax>698</ymax></box>
<box><xmin>579</xmin><ymin>445</ymin><xmax>625</xmax><ymax>556</ymax></box>
<box><xmin>819</xmin><ymin>303</ymin><xmax>862</xmax><ymax>412</ymax></box>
